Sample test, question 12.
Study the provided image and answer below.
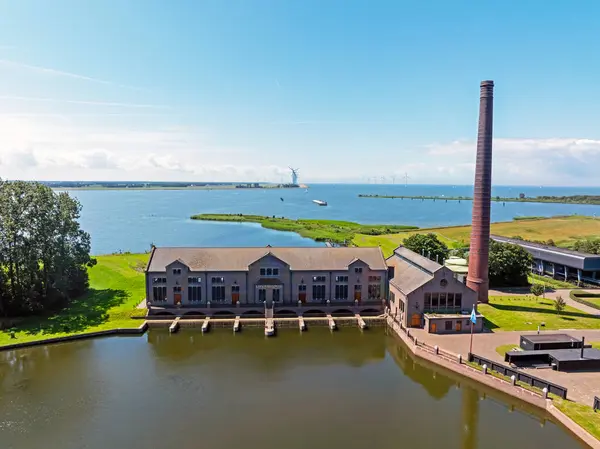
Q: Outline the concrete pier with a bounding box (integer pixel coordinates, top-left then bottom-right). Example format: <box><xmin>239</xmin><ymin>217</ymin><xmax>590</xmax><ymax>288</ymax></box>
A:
<box><xmin>327</xmin><ymin>314</ymin><xmax>337</xmax><ymax>331</ymax></box>
<box><xmin>202</xmin><ymin>317</ymin><xmax>211</xmax><ymax>333</ymax></box>
<box><xmin>233</xmin><ymin>316</ymin><xmax>241</xmax><ymax>333</ymax></box>
<box><xmin>356</xmin><ymin>314</ymin><xmax>367</xmax><ymax>330</ymax></box>
<box><xmin>299</xmin><ymin>316</ymin><xmax>306</xmax><ymax>331</ymax></box>
<box><xmin>169</xmin><ymin>317</ymin><xmax>180</xmax><ymax>334</ymax></box>
<box><xmin>265</xmin><ymin>318</ymin><xmax>275</xmax><ymax>337</ymax></box>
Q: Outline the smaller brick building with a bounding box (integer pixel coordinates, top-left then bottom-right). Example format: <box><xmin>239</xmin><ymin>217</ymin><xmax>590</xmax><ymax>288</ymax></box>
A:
<box><xmin>386</xmin><ymin>246</ymin><xmax>483</xmax><ymax>334</ymax></box>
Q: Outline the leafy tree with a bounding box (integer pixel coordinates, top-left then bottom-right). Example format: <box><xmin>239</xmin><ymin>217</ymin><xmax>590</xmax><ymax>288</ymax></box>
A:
<box><xmin>0</xmin><ymin>180</ymin><xmax>95</xmax><ymax>317</ymax></box>
<box><xmin>530</xmin><ymin>283</ymin><xmax>545</xmax><ymax>301</ymax></box>
<box><xmin>554</xmin><ymin>295</ymin><xmax>566</xmax><ymax>314</ymax></box>
<box><xmin>488</xmin><ymin>240</ymin><xmax>533</xmax><ymax>287</ymax></box>
<box><xmin>403</xmin><ymin>233</ymin><xmax>450</xmax><ymax>262</ymax></box>
<box><xmin>573</xmin><ymin>238</ymin><xmax>600</xmax><ymax>255</ymax></box>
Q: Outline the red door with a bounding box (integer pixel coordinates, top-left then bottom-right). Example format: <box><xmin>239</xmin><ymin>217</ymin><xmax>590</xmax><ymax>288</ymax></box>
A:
<box><xmin>299</xmin><ymin>293</ymin><xmax>306</xmax><ymax>303</ymax></box>
<box><xmin>174</xmin><ymin>294</ymin><xmax>182</xmax><ymax>305</ymax></box>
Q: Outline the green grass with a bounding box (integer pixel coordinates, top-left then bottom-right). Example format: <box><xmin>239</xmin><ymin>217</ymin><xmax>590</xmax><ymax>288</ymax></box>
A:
<box><xmin>528</xmin><ymin>273</ymin><xmax>574</xmax><ymax>289</ymax></box>
<box><xmin>570</xmin><ymin>290</ymin><xmax>600</xmax><ymax>310</ymax></box>
<box><xmin>554</xmin><ymin>398</ymin><xmax>600</xmax><ymax>441</ymax></box>
<box><xmin>353</xmin><ymin>215</ymin><xmax>600</xmax><ymax>256</ymax></box>
<box><xmin>0</xmin><ymin>253</ymin><xmax>148</xmax><ymax>348</ymax></box>
<box><xmin>495</xmin><ymin>344</ymin><xmax>520</xmax><ymax>356</ymax></box>
<box><xmin>478</xmin><ymin>296</ymin><xmax>600</xmax><ymax>331</ymax></box>
<box><xmin>191</xmin><ymin>213</ymin><xmax>418</xmax><ymax>244</ymax></box>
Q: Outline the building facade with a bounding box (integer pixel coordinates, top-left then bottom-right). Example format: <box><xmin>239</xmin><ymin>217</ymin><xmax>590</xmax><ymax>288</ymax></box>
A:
<box><xmin>492</xmin><ymin>235</ymin><xmax>600</xmax><ymax>286</ymax></box>
<box><xmin>145</xmin><ymin>246</ymin><xmax>388</xmax><ymax>309</ymax></box>
<box><xmin>386</xmin><ymin>246</ymin><xmax>482</xmax><ymax>334</ymax></box>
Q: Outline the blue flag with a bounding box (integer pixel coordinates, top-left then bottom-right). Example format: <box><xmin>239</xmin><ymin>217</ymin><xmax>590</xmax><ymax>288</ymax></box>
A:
<box><xmin>470</xmin><ymin>306</ymin><xmax>477</xmax><ymax>324</ymax></box>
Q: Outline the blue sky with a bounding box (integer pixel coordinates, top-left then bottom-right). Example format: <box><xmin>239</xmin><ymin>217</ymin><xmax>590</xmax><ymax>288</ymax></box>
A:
<box><xmin>1</xmin><ymin>0</ymin><xmax>600</xmax><ymax>185</ymax></box>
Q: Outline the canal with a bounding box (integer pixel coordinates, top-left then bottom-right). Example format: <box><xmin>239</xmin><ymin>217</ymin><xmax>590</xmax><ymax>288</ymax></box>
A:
<box><xmin>0</xmin><ymin>328</ymin><xmax>584</xmax><ymax>449</ymax></box>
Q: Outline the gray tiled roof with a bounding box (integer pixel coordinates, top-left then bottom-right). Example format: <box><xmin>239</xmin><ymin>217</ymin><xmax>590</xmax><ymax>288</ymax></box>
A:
<box><xmin>387</xmin><ymin>246</ymin><xmax>442</xmax><ymax>294</ymax></box>
<box><xmin>146</xmin><ymin>246</ymin><xmax>387</xmax><ymax>272</ymax></box>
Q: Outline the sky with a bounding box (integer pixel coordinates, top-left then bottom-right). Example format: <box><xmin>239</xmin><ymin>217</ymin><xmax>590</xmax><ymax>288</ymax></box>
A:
<box><xmin>1</xmin><ymin>0</ymin><xmax>600</xmax><ymax>186</ymax></box>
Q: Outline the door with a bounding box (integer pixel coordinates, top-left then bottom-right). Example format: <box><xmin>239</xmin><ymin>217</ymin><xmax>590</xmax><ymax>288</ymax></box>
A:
<box><xmin>273</xmin><ymin>288</ymin><xmax>281</xmax><ymax>302</ymax></box>
<box><xmin>354</xmin><ymin>291</ymin><xmax>362</xmax><ymax>302</ymax></box>
<box><xmin>455</xmin><ymin>321</ymin><xmax>462</xmax><ymax>332</ymax></box>
<box><xmin>431</xmin><ymin>322</ymin><xmax>437</xmax><ymax>333</ymax></box>
<box><xmin>411</xmin><ymin>313</ymin><xmax>421</xmax><ymax>327</ymax></box>
<box><xmin>174</xmin><ymin>294</ymin><xmax>182</xmax><ymax>305</ymax></box>
<box><xmin>298</xmin><ymin>292</ymin><xmax>306</xmax><ymax>303</ymax></box>
<box><xmin>232</xmin><ymin>293</ymin><xmax>239</xmax><ymax>304</ymax></box>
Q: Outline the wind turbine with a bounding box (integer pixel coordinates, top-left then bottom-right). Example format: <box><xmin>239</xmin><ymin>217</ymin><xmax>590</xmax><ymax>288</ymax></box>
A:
<box><xmin>403</xmin><ymin>172</ymin><xmax>410</xmax><ymax>187</ymax></box>
<box><xmin>289</xmin><ymin>167</ymin><xmax>299</xmax><ymax>185</ymax></box>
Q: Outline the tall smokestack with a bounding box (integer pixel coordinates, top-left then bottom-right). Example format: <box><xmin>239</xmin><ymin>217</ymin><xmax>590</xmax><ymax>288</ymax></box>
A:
<box><xmin>467</xmin><ymin>80</ymin><xmax>494</xmax><ymax>303</ymax></box>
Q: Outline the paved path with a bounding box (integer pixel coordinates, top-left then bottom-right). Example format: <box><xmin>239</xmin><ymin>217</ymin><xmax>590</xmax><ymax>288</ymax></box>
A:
<box><xmin>410</xmin><ymin>327</ymin><xmax>600</xmax><ymax>404</ymax></box>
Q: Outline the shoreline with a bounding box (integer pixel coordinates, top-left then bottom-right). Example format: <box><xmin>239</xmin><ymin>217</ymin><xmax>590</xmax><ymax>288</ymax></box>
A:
<box><xmin>359</xmin><ymin>194</ymin><xmax>600</xmax><ymax>206</ymax></box>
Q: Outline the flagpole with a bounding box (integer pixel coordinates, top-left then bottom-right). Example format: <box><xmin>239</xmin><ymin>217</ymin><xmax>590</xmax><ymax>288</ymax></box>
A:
<box><xmin>469</xmin><ymin>318</ymin><xmax>474</xmax><ymax>355</ymax></box>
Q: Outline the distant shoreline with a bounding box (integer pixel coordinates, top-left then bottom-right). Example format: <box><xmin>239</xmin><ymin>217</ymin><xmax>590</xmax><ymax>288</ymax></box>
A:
<box><xmin>359</xmin><ymin>194</ymin><xmax>600</xmax><ymax>206</ymax></box>
<box><xmin>52</xmin><ymin>184</ymin><xmax>309</xmax><ymax>191</ymax></box>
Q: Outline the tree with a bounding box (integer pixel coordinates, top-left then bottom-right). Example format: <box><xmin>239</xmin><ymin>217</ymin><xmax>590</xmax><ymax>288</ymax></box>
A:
<box><xmin>488</xmin><ymin>240</ymin><xmax>533</xmax><ymax>287</ymax></box>
<box><xmin>573</xmin><ymin>238</ymin><xmax>600</xmax><ymax>255</ymax></box>
<box><xmin>403</xmin><ymin>233</ymin><xmax>449</xmax><ymax>262</ymax></box>
<box><xmin>554</xmin><ymin>295</ymin><xmax>566</xmax><ymax>314</ymax></box>
<box><xmin>530</xmin><ymin>283</ymin><xmax>545</xmax><ymax>301</ymax></box>
<box><xmin>0</xmin><ymin>180</ymin><xmax>95</xmax><ymax>317</ymax></box>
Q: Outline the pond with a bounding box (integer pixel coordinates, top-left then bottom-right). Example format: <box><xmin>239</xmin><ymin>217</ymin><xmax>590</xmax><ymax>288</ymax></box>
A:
<box><xmin>0</xmin><ymin>328</ymin><xmax>584</xmax><ymax>449</ymax></box>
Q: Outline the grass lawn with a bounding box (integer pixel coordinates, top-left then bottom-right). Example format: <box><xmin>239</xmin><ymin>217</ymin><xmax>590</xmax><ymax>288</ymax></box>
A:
<box><xmin>191</xmin><ymin>213</ymin><xmax>417</xmax><ymax>244</ymax></box>
<box><xmin>0</xmin><ymin>253</ymin><xmax>147</xmax><ymax>348</ymax></box>
<box><xmin>353</xmin><ymin>215</ymin><xmax>600</xmax><ymax>256</ymax></box>
<box><xmin>528</xmin><ymin>273</ymin><xmax>574</xmax><ymax>290</ymax></box>
<box><xmin>554</xmin><ymin>399</ymin><xmax>600</xmax><ymax>441</ymax></box>
<box><xmin>478</xmin><ymin>296</ymin><xmax>600</xmax><ymax>331</ymax></box>
<box><xmin>495</xmin><ymin>343</ymin><xmax>520</xmax><ymax>356</ymax></box>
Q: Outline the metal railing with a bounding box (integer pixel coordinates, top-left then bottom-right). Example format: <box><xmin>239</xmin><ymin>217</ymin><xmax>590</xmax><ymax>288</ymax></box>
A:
<box><xmin>468</xmin><ymin>353</ymin><xmax>568</xmax><ymax>399</ymax></box>
<box><xmin>593</xmin><ymin>396</ymin><xmax>600</xmax><ymax>412</ymax></box>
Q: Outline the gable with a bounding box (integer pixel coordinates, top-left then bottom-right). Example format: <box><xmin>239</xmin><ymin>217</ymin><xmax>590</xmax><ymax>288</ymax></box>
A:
<box><xmin>249</xmin><ymin>252</ymin><xmax>290</xmax><ymax>269</ymax></box>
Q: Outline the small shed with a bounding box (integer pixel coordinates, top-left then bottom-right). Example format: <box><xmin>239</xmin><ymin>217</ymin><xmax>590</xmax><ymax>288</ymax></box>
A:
<box><xmin>520</xmin><ymin>334</ymin><xmax>582</xmax><ymax>351</ymax></box>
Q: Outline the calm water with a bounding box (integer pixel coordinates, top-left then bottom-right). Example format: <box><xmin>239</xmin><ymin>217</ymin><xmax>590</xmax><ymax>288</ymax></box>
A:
<box><xmin>67</xmin><ymin>184</ymin><xmax>600</xmax><ymax>254</ymax></box>
<box><xmin>0</xmin><ymin>329</ymin><xmax>583</xmax><ymax>449</ymax></box>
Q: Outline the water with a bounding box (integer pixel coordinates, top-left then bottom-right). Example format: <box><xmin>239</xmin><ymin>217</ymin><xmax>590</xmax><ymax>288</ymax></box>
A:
<box><xmin>0</xmin><ymin>329</ymin><xmax>583</xmax><ymax>449</ymax></box>
<box><xmin>66</xmin><ymin>184</ymin><xmax>600</xmax><ymax>254</ymax></box>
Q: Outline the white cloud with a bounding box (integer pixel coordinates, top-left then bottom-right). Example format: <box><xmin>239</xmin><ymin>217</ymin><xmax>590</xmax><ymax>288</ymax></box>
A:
<box><xmin>0</xmin><ymin>95</ymin><xmax>168</xmax><ymax>109</ymax></box>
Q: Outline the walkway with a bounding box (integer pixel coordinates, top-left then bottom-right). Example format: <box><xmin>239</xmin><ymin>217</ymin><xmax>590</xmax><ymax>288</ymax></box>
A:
<box><xmin>410</xmin><ymin>327</ymin><xmax>600</xmax><ymax>404</ymax></box>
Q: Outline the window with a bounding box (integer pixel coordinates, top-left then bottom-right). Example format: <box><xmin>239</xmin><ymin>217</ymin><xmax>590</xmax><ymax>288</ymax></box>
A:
<box><xmin>335</xmin><ymin>275</ymin><xmax>348</xmax><ymax>282</ymax></box>
<box><xmin>389</xmin><ymin>291</ymin><xmax>395</xmax><ymax>304</ymax></box>
<box><xmin>399</xmin><ymin>299</ymin><xmax>405</xmax><ymax>313</ymax></box>
<box><xmin>260</xmin><ymin>267</ymin><xmax>280</xmax><ymax>277</ymax></box>
<box><xmin>172</xmin><ymin>268</ymin><xmax>182</xmax><ymax>275</ymax></box>
<box><xmin>424</xmin><ymin>293</ymin><xmax>431</xmax><ymax>310</ymax></box>
<box><xmin>354</xmin><ymin>284</ymin><xmax>362</xmax><ymax>291</ymax></box>
<box><xmin>445</xmin><ymin>320</ymin><xmax>452</xmax><ymax>331</ymax></box>
<box><xmin>431</xmin><ymin>293</ymin><xmax>439</xmax><ymax>308</ymax></box>
<box><xmin>455</xmin><ymin>293</ymin><xmax>462</xmax><ymax>309</ymax></box>
<box><xmin>334</xmin><ymin>284</ymin><xmax>348</xmax><ymax>300</ymax></box>
<box><xmin>312</xmin><ymin>275</ymin><xmax>326</xmax><ymax>282</ymax></box>
<box><xmin>447</xmin><ymin>293</ymin><xmax>455</xmax><ymax>307</ymax></box>
<box><xmin>232</xmin><ymin>285</ymin><xmax>240</xmax><ymax>293</ymax></box>
<box><xmin>368</xmin><ymin>283</ymin><xmax>381</xmax><ymax>300</ymax></box>
<box><xmin>273</xmin><ymin>289</ymin><xmax>281</xmax><ymax>302</ymax></box>
<box><xmin>266</xmin><ymin>268</ymin><xmax>272</xmax><ymax>276</ymax></box>
<box><xmin>368</xmin><ymin>275</ymin><xmax>381</xmax><ymax>282</ymax></box>
<box><xmin>273</xmin><ymin>268</ymin><xmax>279</xmax><ymax>276</ymax></box>
<box><xmin>258</xmin><ymin>288</ymin><xmax>267</xmax><ymax>302</ymax></box>
<box><xmin>211</xmin><ymin>277</ymin><xmax>224</xmax><ymax>284</ymax></box>
<box><xmin>152</xmin><ymin>277</ymin><xmax>166</xmax><ymax>284</ymax></box>
<box><xmin>260</xmin><ymin>268</ymin><xmax>266</xmax><ymax>276</ymax></box>
<box><xmin>152</xmin><ymin>286</ymin><xmax>167</xmax><ymax>302</ymax></box>
<box><xmin>188</xmin><ymin>286</ymin><xmax>202</xmax><ymax>302</ymax></box>
<box><xmin>439</xmin><ymin>293</ymin><xmax>447</xmax><ymax>309</ymax></box>
<box><xmin>440</xmin><ymin>278</ymin><xmax>448</xmax><ymax>288</ymax></box>
<box><xmin>312</xmin><ymin>284</ymin><xmax>326</xmax><ymax>300</ymax></box>
<box><xmin>173</xmin><ymin>286</ymin><xmax>182</xmax><ymax>293</ymax></box>
<box><xmin>211</xmin><ymin>285</ymin><xmax>226</xmax><ymax>302</ymax></box>
<box><xmin>298</xmin><ymin>284</ymin><xmax>307</xmax><ymax>292</ymax></box>
<box><xmin>354</xmin><ymin>267</ymin><xmax>363</xmax><ymax>274</ymax></box>
<box><xmin>188</xmin><ymin>277</ymin><xmax>201</xmax><ymax>284</ymax></box>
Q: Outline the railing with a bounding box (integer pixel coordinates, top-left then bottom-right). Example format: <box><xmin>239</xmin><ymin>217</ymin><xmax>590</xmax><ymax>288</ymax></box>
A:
<box><xmin>468</xmin><ymin>353</ymin><xmax>568</xmax><ymax>399</ymax></box>
<box><xmin>594</xmin><ymin>396</ymin><xmax>600</xmax><ymax>412</ymax></box>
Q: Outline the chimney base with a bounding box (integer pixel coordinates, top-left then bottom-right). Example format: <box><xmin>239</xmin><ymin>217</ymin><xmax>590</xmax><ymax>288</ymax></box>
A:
<box><xmin>466</xmin><ymin>276</ymin><xmax>489</xmax><ymax>303</ymax></box>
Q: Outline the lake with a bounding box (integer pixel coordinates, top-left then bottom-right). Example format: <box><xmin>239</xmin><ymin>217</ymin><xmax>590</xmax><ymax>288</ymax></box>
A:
<box><xmin>0</xmin><ymin>329</ymin><xmax>584</xmax><ymax>449</ymax></box>
<box><xmin>66</xmin><ymin>184</ymin><xmax>600</xmax><ymax>254</ymax></box>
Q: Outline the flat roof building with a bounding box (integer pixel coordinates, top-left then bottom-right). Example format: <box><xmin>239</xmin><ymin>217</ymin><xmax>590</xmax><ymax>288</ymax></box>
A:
<box><xmin>491</xmin><ymin>235</ymin><xmax>600</xmax><ymax>285</ymax></box>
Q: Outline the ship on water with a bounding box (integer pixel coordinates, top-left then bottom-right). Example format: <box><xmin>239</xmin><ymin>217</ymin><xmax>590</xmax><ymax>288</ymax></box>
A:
<box><xmin>312</xmin><ymin>199</ymin><xmax>327</xmax><ymax>206</ymax></box>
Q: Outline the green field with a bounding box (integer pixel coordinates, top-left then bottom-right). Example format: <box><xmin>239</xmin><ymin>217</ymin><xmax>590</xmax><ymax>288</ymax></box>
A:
<box><xmin>479</xmin><ymin>296</ymin><xmax>600</xmax><ymax>331</ymax></box>
<box><xmin>353</xmin><ymin>215</ymin><xmax>600</xmax><ymax>256</ymax></box>
<box><xmin>0</xmin><ymin>253</ymin><xmax>147</xmax><ymax>348</ymax></box>
<box><xmin>191</xmin><ymin>214</ymin><xmax>418</xmax><ymax>244</ymax></box>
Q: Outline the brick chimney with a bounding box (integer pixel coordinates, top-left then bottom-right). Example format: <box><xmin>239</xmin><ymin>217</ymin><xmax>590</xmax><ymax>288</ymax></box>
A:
<box><xmin>467</xmin><ymin>80</ymin><xmax>494</xmax><ymax>303</ymax></box>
